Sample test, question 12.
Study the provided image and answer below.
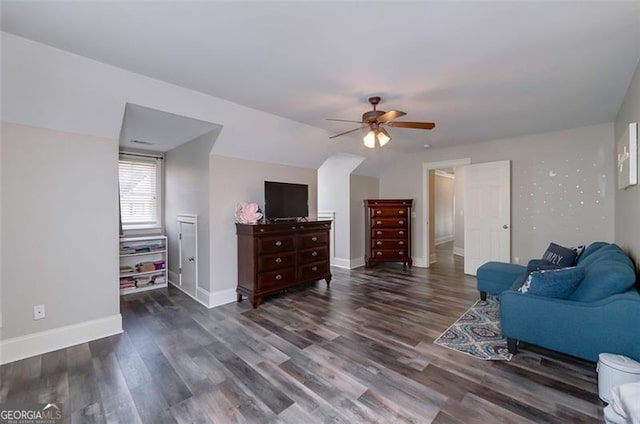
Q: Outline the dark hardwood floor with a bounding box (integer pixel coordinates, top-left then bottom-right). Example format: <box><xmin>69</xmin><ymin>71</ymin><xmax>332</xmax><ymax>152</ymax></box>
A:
<box><xmin>1</xmin><ymin>251</ymin><xmax>603</xmax><ymax>423</ymax></box>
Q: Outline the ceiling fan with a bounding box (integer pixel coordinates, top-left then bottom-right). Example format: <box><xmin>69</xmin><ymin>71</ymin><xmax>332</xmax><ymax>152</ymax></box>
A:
<box><xmin>327</xmin><ymin>96</ymin><xmax>435</xmax><ymax>148</ymax></box>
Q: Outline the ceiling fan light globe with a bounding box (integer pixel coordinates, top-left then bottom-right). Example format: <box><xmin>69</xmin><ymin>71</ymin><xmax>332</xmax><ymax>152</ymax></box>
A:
<box><xmin>363</xmin><ymin>130</ymin><xmax>376</xmax><ymax>148</ymax></box>
<box><xmin>377</xmin><ymin>131</ymin><xmax>391</xmax><ymax>147</ymax></box>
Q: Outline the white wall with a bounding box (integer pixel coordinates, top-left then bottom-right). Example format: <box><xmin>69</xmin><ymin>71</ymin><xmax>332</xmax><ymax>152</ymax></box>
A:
<box><xmin>209</xmin><ymin>155</ymin><xmax>317</xmax><ymax>303</ymax></box>
<box><xmin>453</xmin><ymin>166</ymin><xmax>465</xmax><ymax>253</ymax></box>
<box><xmin>1</xmin><ymin>123</ymin><xmax>121</xmax><ymax>361</ymax></box>
<box><xmin>165</xmin><ymin>130</ymin><xmax>219</xmax><ymax>297</ymax></box>
<box><xmin>434</xmin><ymin>173</ymin><xmax>454</xmax><ymax>244</ymax></box>
<box><xmin>349</xmin><ymin>175</ymin><xmax>379</xmax><ymax>262</ymax></box>
<box><xmin>615</xmin><ymin>60</ymin><xmax>640</xmax><ymax>267</ymax></box>
<box><xmin>380</xmin><ymin>123</ymin><xmax>615</xmax><ymax>265</ymax></box>
<box><xmin>317</xmin><ymin>154</ymin><xmax>364</xmax><ymax>267</ymax></box>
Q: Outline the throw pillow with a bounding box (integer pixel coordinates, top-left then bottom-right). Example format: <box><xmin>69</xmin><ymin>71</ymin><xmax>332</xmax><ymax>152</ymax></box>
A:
<box><xmin>518</xmin><ymin>266</ymin><xmax>584</xmax><ymax>299</ymax></box>
<box><xmin>540</xmin><ymin>242</ymin><xmax>578</xmax><ymax>268</ymax></box>
<box><xmin>572</xmin><ymin>245</ymin><xmax>586</xmax><ymax>259</ymax></box>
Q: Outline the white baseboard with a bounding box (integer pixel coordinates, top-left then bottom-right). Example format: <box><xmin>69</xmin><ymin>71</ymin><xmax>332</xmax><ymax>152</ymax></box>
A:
<box><xmin>430</xmin><ymin>253</ymin><xmax>438</xmax><ymax>264</ymax></box>
<box><xmin>435</xmin><ymin>235</ymin><xmax>455</xmax><ymax>245</ymax></box>
<box><xmin>168</xmin><ymin>279</ymin><xmax>236</xmax><ymax>309</ymax></box>
<box><xmin>333</xmin><ymin>257</ymin><xmax>365</xmax><ymax>269</ymax></box>
<box><xmin>412</xmin><ymin>257</ymin><xmax>427</xmax><ymax>268</ymax></box>
<box><xmin>453</xmin><ymin>247</ymin><xmax>465</xmax><ymax>257</ymax></box>
<box><xmin>0</xmin><ymin>314</ymin><xmax>122</xmax><ymax>365</ymax></box>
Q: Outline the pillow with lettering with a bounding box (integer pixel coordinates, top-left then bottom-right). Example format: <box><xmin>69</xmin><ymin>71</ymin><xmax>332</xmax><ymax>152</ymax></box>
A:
<box><xmin>540</xmin><ymin>242</ymin><xmax>577</xmax><ymax>268</ymax></box>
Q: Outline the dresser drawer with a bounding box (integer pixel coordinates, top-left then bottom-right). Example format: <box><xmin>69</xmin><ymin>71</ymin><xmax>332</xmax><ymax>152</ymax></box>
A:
<box><xmin>258</xmin><ymin>252</ymin><xmax>295</xmax><ymax>272</ymax></box>
<box><xmin>371</xmin><ymin>207</ymin><xmax>408</xmax><ymax>218</ymax></box>
<box><xmin>371</xmin><ymin>228</ymin><xmax>408</xmax><ymax>239</ymax></box>
<box><xmin>371</xmin><ymin>218</ymin><xmax>408</xmax><ymax>228</ymax></box>
<box><xmin>258</xmin><ymin>268</ymin><xmax>295</xmax><ymax>290</ymax></box>
<box><xmin>258</xmin><ymin>236</ymin><xmax>295</xmax><ymax>254</ymax></box>
<box><xmin>371</xmin><ymin>239</ymin><xmax>408</xmax><ymax>249</ymax></box>
<box><xmin>372</xmin><ymin>249</ymin><xmax>408</xmax><ymax>259</ymax></box>
<box><xmin>298</xmin><ymin>247</ymin><xmax>328</xmax><ymax>264</ymax></box>
<box><xmin>299</xmin><ymin>262</ymin><xmax>329</xmax><ymax>281</ymax></box>
<box><xmin>299</xmin><ymin>232</ymin><xmax>328</xmax><ymax>249</ymax></box>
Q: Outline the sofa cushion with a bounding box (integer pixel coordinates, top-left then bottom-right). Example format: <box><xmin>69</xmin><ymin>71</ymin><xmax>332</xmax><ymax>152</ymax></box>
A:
<box><xmin>570</xmin><ymin>260</ymin><xmax>636</xmax><ymax>302</ymax></box>
<box><xmin>519</xmin><ymin>266</ymin><xmax>584</xmax><ymax>299</ymax></box>
<box><xmin>577</xmin><ymin>242</ymin><xmax>609</xmax><ymax>265</ymax></box>
<box><xmin>477</xmin><ymin>261</ymin><xmax>527</xmax><ymax>295</ymax></box>
<box><xmin>540</xmin><ymin>242</ymin><xmax>577</xmax><ymax>267</ymax></box>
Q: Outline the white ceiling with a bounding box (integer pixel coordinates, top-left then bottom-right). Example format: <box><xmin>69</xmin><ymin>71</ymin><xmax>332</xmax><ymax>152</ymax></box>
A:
<box><xmin>1</xmin><ymin>1</ymin><xmax>639</xmax><ymax>156</ymax></box>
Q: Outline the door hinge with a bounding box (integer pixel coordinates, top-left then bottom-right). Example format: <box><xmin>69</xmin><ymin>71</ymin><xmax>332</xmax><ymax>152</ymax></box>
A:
<box><xmin>179</xmin><ymin>233</ymin><xmax>182</xmax><ymax>240</ymax></box>
<box><xmin>179</xmin><ymin>267</ymin><xmax>182</xmax><ymax>274</ymax></box>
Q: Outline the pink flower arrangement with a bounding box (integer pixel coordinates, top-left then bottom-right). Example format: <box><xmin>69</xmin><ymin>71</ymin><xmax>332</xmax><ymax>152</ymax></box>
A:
<box><xmin>235</xmin><ymin>202</ymin><xmax>263</xmax><ymax>224</ymax></box>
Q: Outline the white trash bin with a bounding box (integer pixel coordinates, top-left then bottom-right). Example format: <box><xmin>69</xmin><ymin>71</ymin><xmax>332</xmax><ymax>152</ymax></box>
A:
<box><xmin>597</xmin><ymin>353</ymin><xmax>640</xmax><ymax>403</ymax></box>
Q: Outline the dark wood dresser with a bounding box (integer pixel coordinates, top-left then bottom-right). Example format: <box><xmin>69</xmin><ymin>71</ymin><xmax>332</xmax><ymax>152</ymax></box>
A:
<box><xmin>236</xmin><ymin>220</ymin><xmax>332</xmax><ymax>308</ymax></box>
<box><xmin>365</xmin><ymin>199</ymin><xmax>413</xmax><ymax>268</ymax></box>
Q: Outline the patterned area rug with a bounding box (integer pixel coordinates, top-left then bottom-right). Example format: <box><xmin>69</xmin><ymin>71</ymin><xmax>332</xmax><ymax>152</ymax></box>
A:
<box><xmin>434</xmin><ymin>296</ymin><xmax>512</xmax><ymax>361</ymax></box>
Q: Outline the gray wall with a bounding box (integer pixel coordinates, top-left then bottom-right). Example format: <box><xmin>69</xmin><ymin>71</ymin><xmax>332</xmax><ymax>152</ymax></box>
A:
<box><xmin>209</xmin><ymin>155</ymin><xmax>317</xmax><ymax>294</ymax></box>
<box><xmin>380</xmin><ymin>123</ymin><xmax>615</xmax><ymax>265</ymax></box>
<box><xmin>164</xmin><ymin>130</ymin><xmax>218</xmax><ymax>293</ymax></box>
<box><xmin>349</xmin><ymin>174</ymin><xmax>379</xmax><ymax>260</ymax></box>
<box><xmin>614</xmin><ymin>60</ymin><xmax>640</xmax><ymax>266</ymax></box>
<box><xmin>1</xmin><ymin>123</ymin><xmax>119</xmax><ymax>339</ymax></box>
<box><xmin>434</xmin><ymin>174</ymin><xmax>454</xmax><ymax>243</ymax></box>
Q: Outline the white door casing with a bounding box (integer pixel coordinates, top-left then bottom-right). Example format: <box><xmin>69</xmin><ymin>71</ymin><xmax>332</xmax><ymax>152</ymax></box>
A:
<box><xmin>177</xmin><ymin>214</ymin><xmax>198</xmax><ymax>298</ymax></box>
<box><xmin>464</xmin><ymin>160</ymin><xmax>511</xmax><ymax>275</ymax></box>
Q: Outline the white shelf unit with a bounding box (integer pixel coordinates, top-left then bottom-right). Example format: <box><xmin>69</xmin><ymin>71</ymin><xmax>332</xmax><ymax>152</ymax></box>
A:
<box><xmin>119</xmin><ymin>235</ymin><xmax>168</xmax><ymax>295</ymax></box>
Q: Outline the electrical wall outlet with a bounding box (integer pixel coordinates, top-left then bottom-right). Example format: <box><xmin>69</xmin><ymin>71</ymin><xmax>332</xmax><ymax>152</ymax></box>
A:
<box><xmin>33</xmin><ymin>304</ymin><xmax>45</xmax><ymax>320</ymax></box>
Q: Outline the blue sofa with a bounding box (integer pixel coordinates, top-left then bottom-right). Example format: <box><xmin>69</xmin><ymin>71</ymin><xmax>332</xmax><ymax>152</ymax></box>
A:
<box><xmin>477</xmin><ymin>242</ymin><xmax>640</xmax><ymax>362</ymax></box>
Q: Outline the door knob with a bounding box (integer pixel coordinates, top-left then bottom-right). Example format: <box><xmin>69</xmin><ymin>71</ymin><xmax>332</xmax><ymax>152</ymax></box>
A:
<box><xmin>502</xmin><ymin>225</ymin><xmax>509</xmax><ymax>229</ymax></box>
<box><xmin>188</xmin><ymin>256</ymin><xmax>195</xmax><ymax>262</ymax></box>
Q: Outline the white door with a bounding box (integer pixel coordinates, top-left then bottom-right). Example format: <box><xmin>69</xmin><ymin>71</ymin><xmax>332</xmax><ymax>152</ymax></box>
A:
<box><xmin>177</xmin><ymin>215</ymin><xmax>198</xmax><ymax>298</ymax></box>
<box><xmin>464</xmin><ymin>160</ymin><xmax>511</xmax><ymax>275</ymax></box>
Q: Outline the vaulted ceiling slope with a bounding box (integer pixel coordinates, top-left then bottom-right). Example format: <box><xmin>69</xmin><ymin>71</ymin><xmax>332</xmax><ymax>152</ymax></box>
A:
<box><xmin>2</xmin><ymin>2</ymin><xmax>639</xmax><ymax>158</ymax></box>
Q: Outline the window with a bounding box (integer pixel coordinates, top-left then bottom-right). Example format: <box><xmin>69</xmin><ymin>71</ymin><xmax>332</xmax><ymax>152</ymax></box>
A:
<box><xmin>118</xmin><ymin>155</ymin><xmax>162</xmax><ymax>229</ymax></box>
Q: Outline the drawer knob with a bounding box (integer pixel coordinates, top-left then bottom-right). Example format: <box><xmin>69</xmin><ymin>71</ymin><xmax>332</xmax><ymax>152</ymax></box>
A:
<box><xmin>377</xmin><ymin>241</ymin><xmax>382</xmax><ymax>245</ymax></box>
<box><xmin>260</xmin><ymin>229</ymin><xmax>265</xmax><ymax>232</ymax></box>
<box><xmin>377</xmin><ymin>231</ymin><xmax>382</xmax><ymax>235</ymax></box>
<box><xmin>275</xmin><ymin>257</ymin><xmax>282</xmax><ymax>263</ymax></box>
<box><xmin>275</xmin><ymin>240</ymin><xmax>282</xmax><ymax>246</ymax></box>
<box><xmin>399</xmin><ymin>251</ymin><xmax>404</xmax><ymax>255</ymax></box>
<box><xmin>275</xmin><ymin>274</ymin><xmax>282</xmax><ymax>280</ymax></box>
<box><xmin>399</xmin><ymin>220</ymin><xmax>404</xmax><ymax>225</ymax></box>
<box><xmin>399</xmin><ymin>231</ymin><xmax>404</xmax><ymax>235</ymax></box>
<box><xmin>377</xmin><ymin>251</ymin><xmax>382</xmax><ymax>256</ymax></box>
<box><xmin>399</xmin><ymin>210</ymin><xmax>404</xmax><ymax>214</ymax></box>
<box><xmin>312</xmin><ymin>236</ymin><xmax>317</xmax><ymax>241</ymax></box>
<box><xmin>311</xmin><ymin>251</ymin><xmax>318</xmax><ymax>257</ymax></box>
<box><xmin>311</xmin><ymin>266</ymin><xmax>318</xmax><ymax>271</ymax></box>
<box><xmin>376</xmin><ymin>210</ymin><xmax>382</xmax><ymax>214</ymax></box>
<box><xmin>299</xmin><ymin>225</ymin><xmax>304</xmax><ymax>228</ymax></box>
<box><xmin>377</xmin><ymin>221</ymin><xmax>382</xmax><ymax>225</ymax></box>
<box><xmin>399</xmin><ymin>241</ymin><xmax>404</xmax><ymax>245</ymax></box>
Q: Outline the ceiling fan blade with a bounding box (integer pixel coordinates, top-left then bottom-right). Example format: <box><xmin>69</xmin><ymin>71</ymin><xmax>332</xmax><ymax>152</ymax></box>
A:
<box><xmin>377</xmin><ymin>110</ymin><xmax>406</xmax><ymax>123</ymax></box>
<box><xmin>326</xmin><ymin>118</ymin><xmax>363</xmax><ymax>123</ymax></box>
<box><xmin>379</xmin><ymin>127</ymin><xmax>391</xmax><ymax>139</ymax></box>
<box><xmin>329</xmin><ymin>126</ymin><xmax>367</xmax><ymax>139</ymax></box>
<box><xmin>387</xmin><ymin>121</ymin><xmax>436</xmax><ymax>130</ymax></box>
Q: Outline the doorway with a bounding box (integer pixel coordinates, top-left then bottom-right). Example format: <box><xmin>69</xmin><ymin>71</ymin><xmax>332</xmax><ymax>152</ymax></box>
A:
<box><xmin>422</xmin><ymin>158</ymin><xmax>470</xmax><ymax>268</ymax></box>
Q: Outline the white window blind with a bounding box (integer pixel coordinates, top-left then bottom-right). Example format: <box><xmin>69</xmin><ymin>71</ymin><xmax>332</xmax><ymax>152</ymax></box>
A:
<box><xmin>119</xmin><ymin>157</ymin><xmax>160</xmax><ymax>227</ymax></box>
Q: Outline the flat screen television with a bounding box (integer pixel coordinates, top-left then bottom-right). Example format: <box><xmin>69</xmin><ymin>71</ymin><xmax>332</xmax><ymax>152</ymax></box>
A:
<box><xmin>264</xmin><ymin>181</ymin><xmax>309</xmax><ymax>222</ymax></box>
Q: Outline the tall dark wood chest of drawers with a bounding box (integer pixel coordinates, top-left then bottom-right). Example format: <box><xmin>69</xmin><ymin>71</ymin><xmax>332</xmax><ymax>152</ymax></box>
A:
<box><xmin>236</xmin><ymin>220</ymin><xmax>332</xmax><ymax>308</ymax></box>
<box><xmin>364</xmin><ymin>199</ymin><xmax>413</xmax><ymax>268</ymax></box>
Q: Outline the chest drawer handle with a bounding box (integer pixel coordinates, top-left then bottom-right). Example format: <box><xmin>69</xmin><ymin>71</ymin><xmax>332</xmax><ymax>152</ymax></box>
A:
<box><xmin>377</xmin><ymin>251</ymin><xmax>383</xmax><ymax>256</ymax></box>
<box><xmin>311</xmin><ymin>266</ymin><xmax>318</xmax><ymax>271</ymax></box>
<box><xmin>377</xmin><ymin>221</ymin><xmax>382</xmax><ymax>225</ymax></box>
<box><xmin>275</xmin><ymin>240</ymin><xmax>282</xmax><ymax>246</ymax></box>
<box><xmin>260</xmin><ymin>229</ymin><xmax>265</xmax><ymax>232</ymax></box>
<box><xmin>291</xmin><ymin>226</ymin><xmax>297</xmax><ymax>230</ymax></box>
<box><xmin>275</xmin><ymin>274</ymin><xmax>282</xmax><ymax>280</ymax></box>
<box><xmin>399</xmin><ymin>210</ymin><xmax>404</xmax><ymax>214</ymax></box>
<box><xmin>312</xmin><ymin>236</ymin><xmax>317</xmax><ymax>241</ymax></box>
<box><xmin>376</xmin><ymin>241</ymin><xmax>382</xmax><ymax>245</ymax></box>
<box><xmin>275</xmin><ymin>257</ymin><xmax>282</xmax><ymax>263</ymax></box>
<box><xmin>399</xmin><ymin>231</ymin><xmax>404</xmax><ymax>235</ymax></box>
<box><xmin>399</xmin><ymin>251</ymin><xmax>404</xmax><ymax>255</ymax></box>
<box><xmin>377</xmin><ymin>231</ymin><xmax>382</xmax><ymax>235</ymax></box>
<box><xmin>399</xmin><ymin>241</ymin><xmax>404</xmax><ymax>245</ymax></box>
<box><xmin>376</xmin><ymin>210</ymin><xmax>382</xmax><ymax>214</ymax></box>
<box><xmin>311</xmin><ymin>251</ymin><xmax>318</xmax><ymax>257</ymax></box>
<box><xmin>399</xmin><ymin>220</ymin><xmax>404</xmax><ymax>225</ymax></box>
